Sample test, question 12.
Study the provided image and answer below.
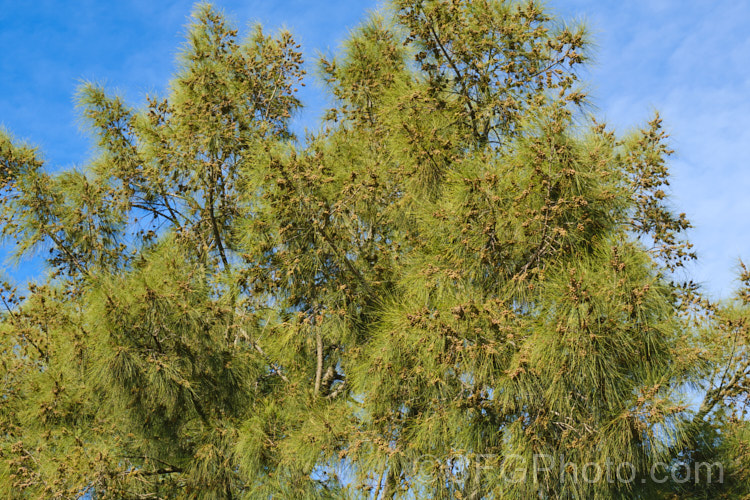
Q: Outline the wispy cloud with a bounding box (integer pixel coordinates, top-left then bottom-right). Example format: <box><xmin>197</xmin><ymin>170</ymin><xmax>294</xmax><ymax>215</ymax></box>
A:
<box><xmin>556</xmin><ymin>0</ymin><xmax>750</xmax><ymax>298</ymax></box>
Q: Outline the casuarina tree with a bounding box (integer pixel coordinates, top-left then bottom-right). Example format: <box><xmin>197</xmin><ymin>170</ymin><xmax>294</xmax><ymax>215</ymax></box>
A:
<box><xmin>1</xmin><ymin>1</ymin><xmax>748</xmax><ymax>498</ymax></box>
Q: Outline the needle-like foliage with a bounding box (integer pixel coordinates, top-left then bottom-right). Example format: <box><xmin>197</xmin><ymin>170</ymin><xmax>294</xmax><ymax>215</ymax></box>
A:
<box><xmin>1</xmin><ymin>2</ymin><xmax>748</xmax><ymax>499</ymax></box>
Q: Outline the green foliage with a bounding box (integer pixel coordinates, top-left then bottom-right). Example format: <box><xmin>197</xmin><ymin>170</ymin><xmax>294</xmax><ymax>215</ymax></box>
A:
<box><xmin>0</xmin><ymin>1</ymin><xmax>748</xmax><ymax>499</ymax></box>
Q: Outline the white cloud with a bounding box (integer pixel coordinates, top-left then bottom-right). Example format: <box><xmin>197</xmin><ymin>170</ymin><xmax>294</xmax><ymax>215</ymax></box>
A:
<box><xmin>557</xmin><ymin>0</ymin><xmax>750</xmax><ymax>298</ymax></box>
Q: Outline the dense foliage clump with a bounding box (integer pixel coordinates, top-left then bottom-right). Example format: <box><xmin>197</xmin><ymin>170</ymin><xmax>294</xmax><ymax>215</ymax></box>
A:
<box><xmin>1</xmin><ymin>2</ymin><xmax>748</xmax><ymax>498</ymax></box>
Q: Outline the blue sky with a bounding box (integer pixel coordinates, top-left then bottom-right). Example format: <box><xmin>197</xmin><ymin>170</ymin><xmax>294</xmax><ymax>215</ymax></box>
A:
<box><xmin>1</xmin><ymin>0</ymin><xmax>748</xmax><ymax>299</ymax></box>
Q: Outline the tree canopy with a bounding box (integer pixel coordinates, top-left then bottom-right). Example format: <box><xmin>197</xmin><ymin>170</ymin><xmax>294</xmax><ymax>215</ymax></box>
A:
<box><xmin>1</xmin><ymin>1</ymin><xmax>748</xmax><ymax>499</ymax></box>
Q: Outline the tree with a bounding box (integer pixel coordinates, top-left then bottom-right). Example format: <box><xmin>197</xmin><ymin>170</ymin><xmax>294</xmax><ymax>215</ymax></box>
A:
<box><xmin>0</xmin><ymin>1</ymin><xmax>748</xmax><ymax>499</ymax></box>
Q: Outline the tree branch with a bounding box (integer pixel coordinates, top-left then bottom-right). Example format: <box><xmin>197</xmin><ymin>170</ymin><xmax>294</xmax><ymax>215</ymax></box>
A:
<box><xmin>314</xmin><ymin>328</ymin><xmax>324</xmax><ymax>396</ymax></box>
<box><xmin>425</xmin><ymin>20</ymin><xmax>481</xmax><ymax>142</ymax></box>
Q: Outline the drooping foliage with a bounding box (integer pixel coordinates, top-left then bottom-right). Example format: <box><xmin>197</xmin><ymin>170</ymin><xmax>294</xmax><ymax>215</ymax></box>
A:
<box><xmin>0</xmin><ymin>2</ymin><xmax>748</xmax><ymax>499</ymax></box>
